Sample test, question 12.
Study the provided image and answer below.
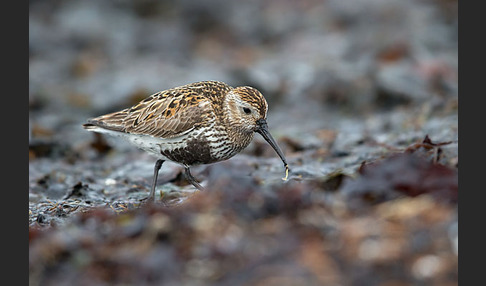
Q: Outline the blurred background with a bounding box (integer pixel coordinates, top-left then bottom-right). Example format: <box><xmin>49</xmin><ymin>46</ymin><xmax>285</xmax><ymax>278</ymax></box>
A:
<box><xmin>29</xmin><ymin>0</ymin><xmax>457</xmax><ymax>145</ymax></box>
<box><xmin>29</xmin><ymin>0</ymin><xmax>458</xmax><ymax>285</ymax></box>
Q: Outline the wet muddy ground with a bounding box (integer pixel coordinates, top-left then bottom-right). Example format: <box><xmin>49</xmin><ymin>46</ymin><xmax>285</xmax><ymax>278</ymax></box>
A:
<box><xmin>29</xmin><ymin>1</ymin><xmax>457</xmax><ymax>285</ymax></box>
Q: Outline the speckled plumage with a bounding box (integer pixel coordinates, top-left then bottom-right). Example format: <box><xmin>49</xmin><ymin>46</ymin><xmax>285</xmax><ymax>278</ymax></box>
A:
<box><xmin>83</xmin><ymin>80</ymin><xmax>288</xmax><ymax>201</ymax></box>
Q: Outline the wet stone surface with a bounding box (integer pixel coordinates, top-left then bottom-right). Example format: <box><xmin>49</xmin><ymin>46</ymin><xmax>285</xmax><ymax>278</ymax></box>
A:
<box><xmin>29</xmin><ymin>0</ymin><xmax>457</xmax><ymax>285</ymax></box>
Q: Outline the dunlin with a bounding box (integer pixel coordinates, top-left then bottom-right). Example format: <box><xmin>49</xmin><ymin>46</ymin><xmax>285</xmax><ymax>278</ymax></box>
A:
<box><xmin>83</xmin><ymin>80</ymin><xmax>288</xmax><ymax>201</ymax></box>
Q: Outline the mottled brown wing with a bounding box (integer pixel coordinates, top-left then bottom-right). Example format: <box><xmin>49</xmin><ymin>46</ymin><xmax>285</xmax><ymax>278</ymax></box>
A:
<box><xmin>84</xmin><ymin>81</ymin><xmax>232</xmax><ymax>138</ymax></box>
<box><xmin>85</xmin><ymin>91</ymin><xmax>213</xmax><ymax>139</ymax></box>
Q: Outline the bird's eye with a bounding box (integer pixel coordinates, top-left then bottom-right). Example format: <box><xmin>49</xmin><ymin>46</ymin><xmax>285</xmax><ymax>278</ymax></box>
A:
<box><xmin>243</xmin><ymin>107</ymin><xmax>252</xmax><ymax>114</ymax></box>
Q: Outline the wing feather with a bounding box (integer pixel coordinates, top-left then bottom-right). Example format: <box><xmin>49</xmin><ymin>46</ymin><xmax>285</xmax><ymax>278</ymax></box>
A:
<box><xmin>83</xmin><ymin>82</ymin><xmax>227</xmax><ymax>139</ymax></box>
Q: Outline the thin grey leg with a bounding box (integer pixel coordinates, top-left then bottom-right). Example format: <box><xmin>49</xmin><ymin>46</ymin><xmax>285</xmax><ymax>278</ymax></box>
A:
<box><xmin>184</xmin><ymin>167</ymin><xmax>205</xmax><ymax>191</ymax></box>
<box><xmin>148</xmin><ymin>159</ymin><xmax>165</xmax><ymax>201</ymax></box>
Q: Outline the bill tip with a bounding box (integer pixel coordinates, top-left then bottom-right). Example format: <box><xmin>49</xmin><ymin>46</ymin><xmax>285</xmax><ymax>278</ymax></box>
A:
<box><xmin>282</xmin><ymin>164</ymin><xmax>289</xmax><ymax>181</ymax></box>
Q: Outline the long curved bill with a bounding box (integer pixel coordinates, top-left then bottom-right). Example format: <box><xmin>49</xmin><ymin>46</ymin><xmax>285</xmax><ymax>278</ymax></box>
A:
<box><xmin>255</xmin><ymin>119</ymin><xmax>289</xmax><ymax>181</ymax></box>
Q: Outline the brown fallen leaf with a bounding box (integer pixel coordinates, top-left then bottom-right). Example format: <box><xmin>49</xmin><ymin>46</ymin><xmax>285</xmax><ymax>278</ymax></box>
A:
<box><xmin>342</xmin><ymin>152</ymin><xmax>457</xmax><ymax>203</ymax></box>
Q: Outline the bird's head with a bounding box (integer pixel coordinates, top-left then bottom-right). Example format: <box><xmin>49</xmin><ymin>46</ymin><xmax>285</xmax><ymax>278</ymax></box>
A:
<box><xmin>224</xmin><ymin>86</ymin><xmax>289</xmax><ymax>179</ymax></box>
